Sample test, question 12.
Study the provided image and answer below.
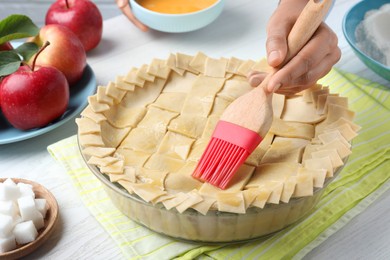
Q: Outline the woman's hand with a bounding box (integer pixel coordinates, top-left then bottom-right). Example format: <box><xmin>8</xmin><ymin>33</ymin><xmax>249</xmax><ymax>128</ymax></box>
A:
<box><xmin>115</xmin><ymin>0</ymin><xmax>149</xmax><ymax>32</ymax></box>
<box><xmin>248</xmin><ymin>0</ymin><xmax>341</xmax><ymax>95</ymax></box>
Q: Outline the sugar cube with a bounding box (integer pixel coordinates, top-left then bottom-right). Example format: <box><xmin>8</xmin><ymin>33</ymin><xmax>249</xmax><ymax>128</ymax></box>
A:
<box><xmin>0</xmin><ymin>235</ymin><xmax>16</xmax><ymax>253</ymax></box>
<box><xmin>13</xmin><ymin>221</ymin><xmax>38</xmax><ymax>245</ymax></box>
<box><xmin>0</xmin><ymin>183</ymin><xmax>20</xmax><ymax>201</ymax></box>
<box><xmin>0</xmin><ymin>214</ymin><xmax>13</xmax><ymax>238</ymax></box>
<box><xmin>3</xmin><ymin>178</ymin><xmax>16</xmax><ymax>187</ymax></box>
<box><xmin>0</xmin><ymin>201</ymin><xmax>15</xmax><ymax>216</ymax></box>
<box><xmin>17</xmin><ymin>183</ymin><xmax>35</xmax><ymax>199</ymax></box>
<box><xmin>35</xmin><ymin>199</ymin><xmax>48</xmax><ymax>218</ymax></box>
<box><xmin>17</xmin><ymin>196</ymin><xmax>36</xmax><ymax>220</ymax></box>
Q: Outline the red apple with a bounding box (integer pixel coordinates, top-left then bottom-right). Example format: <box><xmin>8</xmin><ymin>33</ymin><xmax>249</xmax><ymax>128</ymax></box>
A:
<box><xmin>0</xmin><ymin>42</ymin><xmax>69</xmax><ymax>130</ymax></box>
<box><xmin>29</xmin><ymin>24</ymin><xmax>86</xmax><ymax>85</ymax></box>
<box><xmin>0</xmin><ymin>42</ymin><xmax>13</xmax><ymax>51</ymax></box>
<box><xmin>46</xmin><ymin>0</ymin><xmax>103</xmax><ymax>51</ymax></box>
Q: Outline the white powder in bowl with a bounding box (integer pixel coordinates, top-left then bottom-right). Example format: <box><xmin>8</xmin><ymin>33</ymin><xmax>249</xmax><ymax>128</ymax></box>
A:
<box><xmin>355</xmin><ymin>3</ymin><xmax>390</xmax><ymax>67</ymax></box>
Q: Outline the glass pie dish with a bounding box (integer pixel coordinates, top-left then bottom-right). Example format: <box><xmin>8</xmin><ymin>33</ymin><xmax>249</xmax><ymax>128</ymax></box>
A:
<box><xmin>77</xmin><ymin>52</ymin><xmax>359</xmax><ymax>243</ymax></box>
<box><xmin>81</xmin><ymin>157</ymin><xmax>343</xmax><ymax>243</ymax></box>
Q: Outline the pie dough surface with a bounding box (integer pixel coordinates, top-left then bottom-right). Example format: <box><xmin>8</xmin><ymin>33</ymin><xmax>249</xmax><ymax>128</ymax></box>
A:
<box><xmin>78</xmin><ymin>53</ymin><xmax>359</xmax><ymax>215</ymax></box>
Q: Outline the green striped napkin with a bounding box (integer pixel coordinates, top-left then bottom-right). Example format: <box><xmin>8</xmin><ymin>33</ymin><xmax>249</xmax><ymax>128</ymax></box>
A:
<box><xmin>48</xmin><ymin>68</ymin><xmax>390</xmax><ymax>260</ymax></box>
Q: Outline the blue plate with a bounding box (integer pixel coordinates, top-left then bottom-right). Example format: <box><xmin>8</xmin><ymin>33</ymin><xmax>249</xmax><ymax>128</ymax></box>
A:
<box><xmin>0</xmin><ymin>65</ymin><xmax>96</xmax><ymax>144</ymax></box>
<box><xmin>342</xmin><ymin>0</ymin><xmax>390</xmax><ymax>81</ymax></box>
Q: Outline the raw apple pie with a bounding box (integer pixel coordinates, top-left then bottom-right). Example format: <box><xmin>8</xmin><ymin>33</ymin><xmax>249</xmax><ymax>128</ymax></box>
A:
<box><xmin>77</xmin><ymin>53</ymin><xmax>360</xmax><ymax>242</ymax></box>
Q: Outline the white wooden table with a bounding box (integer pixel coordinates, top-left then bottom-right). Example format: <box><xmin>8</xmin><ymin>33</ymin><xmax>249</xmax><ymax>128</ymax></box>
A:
<box><xmin>1</xmin><ymin>0</ymin><xmax>389</xmax><ymax>259</ymax></box>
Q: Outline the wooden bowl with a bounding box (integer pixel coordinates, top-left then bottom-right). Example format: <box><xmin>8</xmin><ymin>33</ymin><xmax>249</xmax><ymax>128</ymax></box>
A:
<box><xmin>0</xmin><ymin>178</ymin><xmax>59</xmax><ymax>260</ymax></box>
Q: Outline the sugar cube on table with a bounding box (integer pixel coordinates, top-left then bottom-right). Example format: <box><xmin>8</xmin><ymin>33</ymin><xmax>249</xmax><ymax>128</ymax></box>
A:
<box><xmin>0</xmin><ymin>214</ymin><xmax>14</xmax><ymax>237</ymax></box>
<box><xmin>0</xmin><ymin>235</ymin><xmax>16</xmax><ymax>253</ymax></box>
<box><xmin>0</xmin><ymin>183</ymin><xmax>20</xmax><ymax>201</ymax></box>
<box><xmin>13</xmin><ymin>221</ymin><xmax>38</xmax><ymax>245</ymax></box>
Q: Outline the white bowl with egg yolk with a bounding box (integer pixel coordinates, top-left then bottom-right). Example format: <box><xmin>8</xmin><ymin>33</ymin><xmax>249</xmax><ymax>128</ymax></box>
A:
<box><xmin>130</xmin><ymin>0</ymin><xmax>225</xmax><ymax>33</ymax></box>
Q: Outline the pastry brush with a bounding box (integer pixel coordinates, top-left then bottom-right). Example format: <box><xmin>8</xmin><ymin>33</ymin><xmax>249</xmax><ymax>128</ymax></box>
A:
<box><xmin>192</xmin><ymin>0</ymin><xmax>333</xmax><ymax>189</ymax></box>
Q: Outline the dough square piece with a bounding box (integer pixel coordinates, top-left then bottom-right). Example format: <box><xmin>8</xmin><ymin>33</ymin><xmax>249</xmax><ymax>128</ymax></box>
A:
<box><xmin>246</xmin><ymin>162</ymin><xmax>300</xmax><ymax>189</ymax></box>
<box><xmin>150</xmin><ymin>92</ymin><xmax>187</xmax><ymax>113</ymax></box>
<box><xmin>100</xmin><ymin>160</ymin><xmax>124</xmax><ymax>175</ymax></box>
<box><xmin>210</xmin><ymin>97</ymin><xmax>231</xmax><ymax>115</ymax></box>
<box><xmin>237</xmin><ymin>59</ymin><xmax>256</xmax><ymax>76</ymax></box>
<box><xmin>100</xmin><ymin>121</ymin><xmax>131</xmax><ymax>148</ymax></box>
<box><xmin>316</xmin><ymin>139</ymin><xmax>352</xmax><ymax>159</ymax></box>
<box><xmin>324</xmin><ymin>123</ymin><xmax>358</xmax><ymax>141</ymax></box>
<box><xmin>131</xmin><ymin>183</ymin><xmax>167</xmax><ymax>202</ymax></box>
<box><xmin>137</xmin><ymin>168</ymin><xmax>169</xmax><ymax>189</ymax></box>
<box><xmin>204</xmin><ymin>57</ymin><xmax>227</xmax><ymax>78</ymax></box>
<box><xmin>302</xmin><ymin>84</ymin><xmax>322</xmax><ymax>103</ymax></box>
<box><xmin>88</xmin><ymin>156</ymin><xmax>119</xmax><ymax>167</ymax></box>
<box><xmin>115</xmin><ymin>148</ymin><xmax>151</xmax><ymax>167</ymax></box>
<box><xmin>121</xmin><ymin>77</ymin><xmax>167</xmax><ymax>108</ymax></box>
<box><xmin>88</xmin><ymin>95</ymin><xmax>110</xmax><ymax>113</ymax></box>
<box><xmin>261</xmin><ymin>137</ymin><xmax>309</xmax><ymax>164</ymax></box>
<box><xmin>202</xmin><ymin>115</ymin><xmax>220</xmax><ymax>139</ymax></box>
<box><xmin>80</xmin><ymin>105</ymin><xmax>106</xmax><ymax>123</ymax></box>
<box><xmin>168</xmin><ymin>115</ymin><xmax>208</xmax><ymax>139</ymax></box>
<box><xmin>166</xmin><ymin>53</ymin><xmax>185</xmax><ymax>76</ymax></box>
<box><xmin>105</xmin><ymin>81</ymin><xmax>127</xmax><ymax>104</ymax></box>
<box><xmin>125</xmin><ymin>68</ymin><xmax>146</xmax><ymax>87</ymax></box>
<box><xmin>144</xmin><ymin>154</ymin><xmax>186</xmax><ymax>173</ymax></box>
<box><xmin>188</xmin><ymin>75</ymin><xmax>226</xmax><ymax>97</ymax></box>
<box><xmin>293</xmin><ymin>168</ymin><xmax>314</xmax><ymax>197</ymax></box>
<box><xmin>318</xmin><ymin>130</ymin><xmax>351</xmax><ymax>148</ymax></box>
<box><xmin>137</xmin><ymin>64</ymin><xmax>156</xmax><ymax>82</ymax></box>
<box><xmin>115</xmin><ymin>75</ymin><xmax>136</xmax><ymax>91</ymax></box>
<box><xmin>147</xmin><ymin>58</ymin><xmax>171</xmax><ymax>79</ymax></box>
<box><xmin>217</xmin><ymin>79</ymin><xmax>253</xmax><ymax>101</ymax></box>
<box><xmin>189</xmin><ymin>52</ymin><xmax>207</xmax><ymax>74</ymax></box>
<box><xmin>97</xmin><ymin>86</ymin><xmax>114</xmax><ymax>106</ymax></box>
<box><xmin>245</xmin><ymin>132</ymin><xmax>274</xmax><ymax>166</ymax></box>
<box><xmin>181</xmin><ymin>94</ymin><xmax>214</xmax><ymax>117</ymax></box>
<box><xmin>175</xmin><ymin>53</ymin><xmax>199</xmax><ymax>74</ymax></box>
<box><xmin>76</xmin><ymin>117</ymin><xmax>101</xmax><ymax>135</ymax></box>
<box><xmin>165</xmin><ymin>161</ymin><xmax>203</xmax><ymax>192</ymax></box>
<box><xmin>120</xmin><ymin>127</ymin><xmax>166</xmax><ymax>153</ymax></box>
<box><xmin>137</xmin><ymin>107</ymin><xmax>179</xmax><ymax>132</ymax></box>
<box><xmin>187</xmin><ymin>138</ymin><xmax>210</xmax><ymax>162</ymax></box>
<box><xmin>82</xmin><ymin>146</ymin><xmax>116</xmax><ymax>158</ymax></box>
<box><xmin>226</xmin><ymin>57</ymin><xmax>244</xmax><ymax>74</ymax></box>
<box><xmin>79</xmin><ymin>133</ymin><xmax>105</xmax><ymax>147</ymax></box>
<box><xmin>282</xmin><ymin>96</ymin><xmax>326</xmax><ymax>124</ymax></box>
<box><xmin>157</xmin><ymin>131</ymin><xmax>195</xmax><ymax>160</ymax></box>
<box><xmin>270</xmin><ymin>117</ymin><xmax>315</xmax><ymax>140</ymax></box>
<box><xmin>311</xmin><ymin>149</ymin><xmax>344</xmax><ymax>169</ymax></box>
<box><xmin>217</xmin><ymin>192</ymin><xmax>246</xmax><ymax>214</ymax></box>
<box><xmin>176</xmin><ymin>190</ymin><xmax>203</xmax><ymax>213</ymax></box>
<box><xmin>104</xmin><ymin>104</ymin><xmax>146</xmax><ymax>128</ymax></box>
<box><xmin>163</xmin><ymin>71</ymin><xmax>197</xmax><ymax>93</ymax></box>
<box><xmin>304</xmin><ymin>156</ymin><xmax>334</xmax><ymax>178</ymax></box>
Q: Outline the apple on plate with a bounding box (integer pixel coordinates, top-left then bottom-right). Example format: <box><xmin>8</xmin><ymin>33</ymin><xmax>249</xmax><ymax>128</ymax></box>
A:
<box><xmin>29</xmin><ymin>24</ymin><xmax>86</xmax><ymax>85</ymax></box>
<box><xmin>46</xmin><ymin>0</ymin><xmax>103</xmax><ymax>51</ymax></box>
<box><xmin>0</xmin><ymin>42</ymin><xmax>69</xmax><ymax>130</ymax></box>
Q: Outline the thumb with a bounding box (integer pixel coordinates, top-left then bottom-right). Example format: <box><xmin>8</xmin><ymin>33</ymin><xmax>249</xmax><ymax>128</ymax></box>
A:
<box><xmin>266</xmin><ymin>15</ymin><xmax>290</xmax><ymax>68</ymax></box>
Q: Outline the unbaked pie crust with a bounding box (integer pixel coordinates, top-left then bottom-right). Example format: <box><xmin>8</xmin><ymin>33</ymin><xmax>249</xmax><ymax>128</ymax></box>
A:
<box><xmin>77</xmin><ymin>53</ymin><xmax>360</xmax><ymax>241</ymax></box>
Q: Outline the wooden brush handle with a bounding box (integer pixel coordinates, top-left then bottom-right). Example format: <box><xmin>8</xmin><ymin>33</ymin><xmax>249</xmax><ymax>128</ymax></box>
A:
<box><xmin>221</xmin><ymin>0</ymin><xmax>333</xmax><ymax>134</ymax></box>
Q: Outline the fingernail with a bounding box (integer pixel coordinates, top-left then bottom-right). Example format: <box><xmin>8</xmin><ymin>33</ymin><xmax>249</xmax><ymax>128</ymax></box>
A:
<box><xmin>268</xmin><ymin>51</ymin><xmax>280</xmax><ymax>64</ymax></box>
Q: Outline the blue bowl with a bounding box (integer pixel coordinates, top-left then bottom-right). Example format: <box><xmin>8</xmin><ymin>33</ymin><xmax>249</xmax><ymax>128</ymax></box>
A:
<box><xmin>130</xmin><ymin>0</ymin><xmax>225</xmax><ymax>33</ymax></box>
<box><xmin>343</xmin><ymin>0</ymin><xmax>390</xmax><ymax>81</ymax></box>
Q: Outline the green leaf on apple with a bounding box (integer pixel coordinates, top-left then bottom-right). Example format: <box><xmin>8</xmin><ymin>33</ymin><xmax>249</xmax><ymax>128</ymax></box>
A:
<box><xmin>0</xmin><ymin>51</ymin><xmax>21</xmax><ymax>77</ymax></box>
<box><xmin>15</xmin><ymin>42</ymin><xmax>39</xmax><ymax>61</ymax></box>
<box><xmin>0</xmin><ymin>15</ymin><xmax>39</xmax><ymax>45</ymax></box>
